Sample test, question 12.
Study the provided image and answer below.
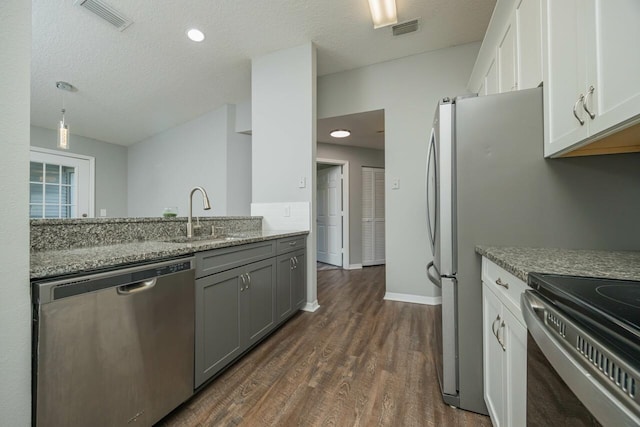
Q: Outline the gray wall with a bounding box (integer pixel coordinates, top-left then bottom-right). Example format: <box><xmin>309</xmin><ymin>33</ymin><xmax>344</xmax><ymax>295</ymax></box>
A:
<box><xmin>319</xmin><ymin>42</ymin><xmax>480</xmax><ymax>299</ymax></box>
<box><xmin>317</xmin><ymin>142</ymin><xmax>385</xmax><ymax>265</ymax></box>
<box><xmin>30</xmin><ymin>126</ymin><xmax>128</xmax><ymax>217</ymax></box>
<box><xmin>1</xmin><ymin>0</ymin><xmax>32</xmax><ymax>423</ymax></box>
<box><xmin>128</xmin><ymin>104</ymin><xmax>251</xmax><ymax>217</ymax></box>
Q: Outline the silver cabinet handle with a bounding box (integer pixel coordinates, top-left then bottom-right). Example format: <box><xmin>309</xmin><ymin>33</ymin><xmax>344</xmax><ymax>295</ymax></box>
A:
<box><xmin>293</xmin><ymin>257</ymin><xmax>298</xmax><ymax>269</ymax></box>
<box><xmin>289</xmin><ymin>241</ymin><xmax>297</xmax><ymax>246</ymax></box>
<box><xmin>573</xmin><ymin>94</ymin><xmax>585</xmax><ymax>125</ymax></box>
<box><xmin>495</xmin><ymin>278</ymin><xmax>509</xmax><ymax>289</ymax></box>
<box><xmin>583</xmin><ymin>85</ymin><xmax>596</xmax><ymax>119</ymax></box>
<box><xmin>247</xmin><ymin>273</ymin><xmax>251</xmax><ymax>289</ymax></box>
<box><xmin>240</xmin><ymin>274</ymin><xmax>246</xmax><ymax>291</ymax></box>
<box><xmin>491</xmin><ymin>314</ymin><xmax>501</xmax><ymax>337</ymax></box>
<box><xmin>290</xmin><ymin>258</ymin><xmax>295</xmax><ymax>269</ymax></box>
<box><xmin>497</xmin><ymin>320</ymin><xmax>506</xmax><ymax>352</ymax></box>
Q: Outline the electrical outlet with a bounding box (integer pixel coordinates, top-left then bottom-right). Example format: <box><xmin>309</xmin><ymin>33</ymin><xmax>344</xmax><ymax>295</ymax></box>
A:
<box><xmin>284</xmin><ymin>205</ymin><xmax>291</xmax><ymax>217</ymax></box>
<box><xmin>99</xmin><ymin>209</ymin><xmax>107</xmax><ymax>217</ymax></box>
<box><xmin>392</xmin><ymin>178</ymin><xmax>400</xmax><ymax>190</ymax></box>
<box><xmin>298</xmin><ymin>177</ymin><xmax>306</xmax><ymax>188</ymax></box>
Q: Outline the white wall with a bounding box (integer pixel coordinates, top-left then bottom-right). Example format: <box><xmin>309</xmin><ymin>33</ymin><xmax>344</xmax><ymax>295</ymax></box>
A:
<box><xmin>251</xmin><ymin>43</ymin><xmax>318</xmax><ymax>309</ymax></box>
<box><xmin>318</xmin><ymin>43</ymin><xmax>480</xmax><ymax>299</ymax></box>
<box><xmin>128</xmin><ymin>104</ymin><xmax>251</xmax><ymax>217</ymax></box>
<box><xmin>317</xmin><ymin>143</ymin><xmax>384</xmax><ymax>265</ymax></box>
<box><xmin>30</xmin><ymin>126</ymin><xmax>128</xmax><ymax>217</ymax></box>
<box><xmin>226</xmin><ymin>106</ymin><xmax>252</xmax><ymax>215</ymax></box>
<box><xmin>0</xmin><ymin>0</ymin><xmax>32</xmax><ymax>423</ymax></box>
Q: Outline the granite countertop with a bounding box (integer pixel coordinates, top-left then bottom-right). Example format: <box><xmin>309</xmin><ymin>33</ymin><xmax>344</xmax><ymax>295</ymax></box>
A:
<box><xmin>31</xmin><ymin>230</ymin><xmax>308</xmax><ymax>279</ymax></box>
<box><xmin>476</xmin><ymin>246</ymin><xmax>640</xmax><ymax>283</ymax></box>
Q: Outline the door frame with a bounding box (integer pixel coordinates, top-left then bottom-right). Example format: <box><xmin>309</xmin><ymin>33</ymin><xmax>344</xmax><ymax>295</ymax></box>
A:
<box><xmin>316</xmin><ymin>158</ymin><xmax>350</xmax><ymax>269</ymax></box>
<box><xmin>29</xmin><ymin>146</ymin><xmax>96</xmax><ymax>218</ymax></box>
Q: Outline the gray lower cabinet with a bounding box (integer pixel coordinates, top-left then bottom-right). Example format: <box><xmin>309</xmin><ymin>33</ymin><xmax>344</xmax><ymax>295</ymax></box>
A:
<box><xmin>195</xmin><ymin>257</ymin><xmax>276</xmax><ymax>388</ymax></box>
<box><xmin>194</xmin><ymin>236</ymin><xmax>306</xmax><ymax>389</ymax></box>
<box><xmin>276</xmin><ymin>249</ymin><xmax>307</xmax><ymax>324</ymax></box>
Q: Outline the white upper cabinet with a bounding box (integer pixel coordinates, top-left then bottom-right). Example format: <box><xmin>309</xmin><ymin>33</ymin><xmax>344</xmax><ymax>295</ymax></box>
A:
<box><xmin>498</xmin><ymin>20</ymin><xmax>518</xmax><ymax>93</ymax></box>
<box><xmin>585</xmin><ymin>0</ymin><xmax>640</xmax><ymax>136</ymax></box>
<box><xmin>516</xmin><ymin>0</ymin><xmax>542</xmax><ymax>89</ymax></box>
<box><xmin>543</xmin><ymin>0</ymin><xmax>640</xmax><ymax>157</ymax></box>
<box><xmin>485</xmin><ymin>56</ymin><xmax>499</xmax><ymax>95</ymax></box>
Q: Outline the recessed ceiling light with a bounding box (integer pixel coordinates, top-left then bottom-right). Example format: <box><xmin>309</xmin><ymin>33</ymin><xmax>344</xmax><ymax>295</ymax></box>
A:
<box><xmin>367</xmin><ymin>0</ymin><xmax>398</xmax><ymax>29</ymax></box>
<box><xmin>186</xmin><ymin>28</ymin><xmax>205</xmax><ymax>42</ymax></box>
<box><xmin>330</xmin><ymin>129</ymin><xmax>351</xmax><ymax>138</ymax></box>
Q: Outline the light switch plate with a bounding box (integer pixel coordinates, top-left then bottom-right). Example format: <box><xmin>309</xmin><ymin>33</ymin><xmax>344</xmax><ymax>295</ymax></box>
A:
<box><xmin>99</xmin><ymin>208</ymin><xmax>107</xmax><ymax>217</ymax></box>
<box><xmin>298</xmin><ymin>177</ymin><xmax>306</xmax><ymax>188</ymax></box>
<box><xmin>284</xmin><ymin>205</ymin><xmax>291</xmax><ymax>217</ymax></box>
<box><xmin>392</xmin><ymin>178</ymin><xmax>400</xmax><ymax>190</ymax></box>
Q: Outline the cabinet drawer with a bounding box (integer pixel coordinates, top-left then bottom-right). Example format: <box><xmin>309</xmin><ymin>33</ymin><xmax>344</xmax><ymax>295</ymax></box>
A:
<box><xmin>196</xmin><ymin>240</ymin><xmax>276</xmax><ymax>278</ymax></box>
<box><xmin>276</xmin><ymin>235</ymin><xmax>306</xmax><ymax>255</ymax></box>
<box><xmin>481</xmin><ymin>257</ymin><xmax>527</xmax><ymax>322</ymax></box>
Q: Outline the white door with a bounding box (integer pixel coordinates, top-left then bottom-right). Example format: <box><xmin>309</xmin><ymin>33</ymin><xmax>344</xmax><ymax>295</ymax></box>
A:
<box><xmin>317</xmin><ymin>166</ymin><xmax>343</xmax><ymax>266</ymax></box>
<box><xmin>362</xmin><ymin>167</ymin><xmax>385</xmax><ymax>266</ymax></box>
<box><xmin>29</xmin><ymin>148</ymin><xmax>94</xmax><ymax>219</ymax></box>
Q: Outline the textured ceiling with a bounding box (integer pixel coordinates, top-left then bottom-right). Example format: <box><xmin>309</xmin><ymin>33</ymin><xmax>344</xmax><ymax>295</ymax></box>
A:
<box><xmin>318</xmin><ymin>110</ymin><xmax>385</xmax><ymax>151</ymax></box>
<box><xmin>31</xmin><ymin>0</ymin><xmax>496</xmax><ymax>146</ymax></box>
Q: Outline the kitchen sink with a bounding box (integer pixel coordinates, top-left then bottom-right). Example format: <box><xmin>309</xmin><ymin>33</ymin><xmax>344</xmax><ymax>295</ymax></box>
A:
<box><xmin>161</xmin><ymin>235</ymin><xmax>243</xmax><ymax>244</ymax></box>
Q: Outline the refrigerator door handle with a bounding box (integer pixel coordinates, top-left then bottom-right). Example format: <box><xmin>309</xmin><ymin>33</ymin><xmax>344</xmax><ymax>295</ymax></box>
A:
<box><xmin>426</xmin><ymin>129</ymin><xmax>438</xmax><ymax>254</ymax></box>
<box><xmin>427</xmin><ymin>261</ymin><xmax>441</xmax><ymax>288</ymax></box>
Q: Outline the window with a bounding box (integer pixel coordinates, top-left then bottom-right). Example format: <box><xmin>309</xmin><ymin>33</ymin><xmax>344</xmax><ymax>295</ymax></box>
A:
<box><xmin>29</xmin><ymin>148</ymin><xmax>95</xmax><ymax>219</ymax></box>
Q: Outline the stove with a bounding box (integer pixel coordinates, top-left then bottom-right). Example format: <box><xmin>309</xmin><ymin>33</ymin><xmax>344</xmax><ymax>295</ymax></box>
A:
<box><xmin>522</xmin><ymin>273</ymin><xmax>640</xmax><ymax>426</ymax></box>
<box><xmin>528</xmin><ymin>273</ymin><xmax>640</xmax><ymax>367</ymax></box>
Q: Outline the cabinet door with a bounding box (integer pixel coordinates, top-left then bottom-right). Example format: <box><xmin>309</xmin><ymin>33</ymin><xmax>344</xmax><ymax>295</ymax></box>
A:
<box><xmin>517</xmin><ymin>0</ymin><xmax>543</xmax><ymax>89</ymax></box>
<box><xmin>275</xmin><ymin>254</ymin><xmax>293</xmax><ymax>323</ymax></box>
<box><xmin>502</xmin><ymin>308</ymin><xmax>527</xmax><ymax>426</ymax></box>
<box><xmin>586</xmin><ymin>0</ymin><xmax>640</xmax><ymax>135</ymax></box>
<box><xmin>543</xmin><ymin>0</ymin><xmax>589</xmax><ymax>157</ymax></box>
<box><xmin>485</xmin><ymin>56</ymin><xmax>499</xmax><ymax>95</ymax></box>
<box><xmin>483</xmin><ymin>283</ymin><xmax>505</xmax><ymax>426</ymax></box>
<box><xmin>292</xmin><ymin>251</ymin><xmax>306</xmax><ymax>310</ymax></box>
<box><xmin>195</xmin><ymin>270</ymin><xmax>242</xmax><ymax>388</ymax></box>
<box><xmin>498</xmin><ymin>17</ymin><xmax>518</xmax><ymax>93</ymax></box>
<box><xmin>242</xmin><ymin>258</ymin><xmax>276</xmax><ymax>347</ymax></box>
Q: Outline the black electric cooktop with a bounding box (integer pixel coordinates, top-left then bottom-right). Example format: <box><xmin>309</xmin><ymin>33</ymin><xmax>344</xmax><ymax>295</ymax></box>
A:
<box><xmin>528</xmin><ymin>272</ymin><xmax>640</xmax><ymax>366</ymax></box>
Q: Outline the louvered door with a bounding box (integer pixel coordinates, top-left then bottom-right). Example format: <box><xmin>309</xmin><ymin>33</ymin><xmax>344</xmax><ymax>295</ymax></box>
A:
<box><xmin>362</xmin><ymin>167</ymin><xmax>385</xmax><ymax>266</ymax></box>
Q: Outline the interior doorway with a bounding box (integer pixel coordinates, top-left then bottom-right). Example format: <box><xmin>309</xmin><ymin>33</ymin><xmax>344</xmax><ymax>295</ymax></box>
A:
<box><xmin>316</xmin><ymin>159</ymin><xmax>350</xmax><ymax>270</ymax></box>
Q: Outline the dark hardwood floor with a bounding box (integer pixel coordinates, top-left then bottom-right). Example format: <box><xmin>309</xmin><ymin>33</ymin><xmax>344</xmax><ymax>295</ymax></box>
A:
<box><xmin>159</xmin><ymin>266</ymin><xmax>492</xmax><ymax>426</ymax></box>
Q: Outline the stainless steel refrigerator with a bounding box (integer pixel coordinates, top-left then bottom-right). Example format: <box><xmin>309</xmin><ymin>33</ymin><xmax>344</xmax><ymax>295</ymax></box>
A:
<box><xmin>425</xmin><ymin>86</ymin><xmax>640</xmax><ymax>414</ymax></box>
<box><xmin>426</xmin><ymin>88</ymin><xmax>547</xmax><ymax>414</ymax></box>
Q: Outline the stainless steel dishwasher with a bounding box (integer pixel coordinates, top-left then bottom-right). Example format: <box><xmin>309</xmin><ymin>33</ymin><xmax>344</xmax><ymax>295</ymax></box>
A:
<box><xmin>32</xmin><ymin>257</ymin><xmax>196</xmax><ymax>426</ymax></box>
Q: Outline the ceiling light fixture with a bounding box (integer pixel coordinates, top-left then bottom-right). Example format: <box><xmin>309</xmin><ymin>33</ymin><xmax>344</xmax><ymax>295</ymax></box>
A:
<box><xmin>367</xmin><ymin>0</ymin><xmax>398</xmax><ymax>29</ymax></box>
<box><xmin>330</xmin><ymin>129</ymin><xmax>351</xmax><ymax>138</ymax></box>
<box><xmin>186</xmin><ymin>28</ymin><xmax>205</xmax><ymax>42</ymax></box>
<box><xmin>55</xmin><ymin>81</ymin><xmax>75</xmax><ymax>150</ymax></box>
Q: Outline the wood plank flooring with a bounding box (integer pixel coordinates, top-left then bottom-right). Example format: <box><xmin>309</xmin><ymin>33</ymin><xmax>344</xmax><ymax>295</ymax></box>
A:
<box><xmin>158</xmin><ymin>266</ymin><xmax>492</xmax><ymax>427</ymax></box>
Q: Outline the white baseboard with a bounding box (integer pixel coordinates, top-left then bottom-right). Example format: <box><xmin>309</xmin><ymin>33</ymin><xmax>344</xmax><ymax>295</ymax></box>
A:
<box><xmin>344</xmin><ymin>264</ymin><xmax>362</xmax><ymax>270</ymax></box>
<box><xmin>302</xmin><ymin>300</ymin><xmax>320</xmax><ymax>312</ymax></box>
<box><xmin>384</xmin><ymin>292</ymin><xmax>442</xmax><ymax>306</ymax></box>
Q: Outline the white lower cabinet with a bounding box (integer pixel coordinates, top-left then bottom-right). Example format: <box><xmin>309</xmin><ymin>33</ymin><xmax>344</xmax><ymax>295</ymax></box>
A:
<box><xmin>482</xmin><ymin>259</ymin><xmax>527</xmax><ymax>426</ymax></box>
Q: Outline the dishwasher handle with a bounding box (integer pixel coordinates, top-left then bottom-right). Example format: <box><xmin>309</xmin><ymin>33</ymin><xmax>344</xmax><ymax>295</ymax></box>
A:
<box><xmin>117</xmin><ymin>278</ymin><xmax>157</xmax><ymax>295</ymax></box>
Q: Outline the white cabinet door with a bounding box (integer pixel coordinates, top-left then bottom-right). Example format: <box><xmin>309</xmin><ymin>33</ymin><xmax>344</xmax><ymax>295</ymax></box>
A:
<box><xmin>543</xmin><ymin>0</ymin><xmax>589</xmax><ymax>157</ymax></box>
<box><xmin>586</xmin><ymin>0</ymin><xmax>640</xmax><ymax>135</ymax></box>
<box><xmin>502</xmin><ymin>307</ymin><xmax>527</xmax><ymax>426</ymax></box>
<box><xmin>498</xmin><ymin>18</ymin><xmax>518</xmax><ymax>93</ymax></box>
<box><xmin>483</xmin><ymin>283</ymin><xmax>505</xmax><ymax>426</ymax></box>
<box><xmin>485</xmin><ymin>57</ymin><xmax>499</xmax><ymax>95</ymax></box>
<box><xmin>517</xmin><ymin>0</ymin><xmax>543</xmax><ymax>89</ymax></box>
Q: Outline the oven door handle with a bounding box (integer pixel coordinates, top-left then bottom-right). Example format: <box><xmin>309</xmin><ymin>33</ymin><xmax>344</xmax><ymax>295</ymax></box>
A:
<box><xmin>521</xmin><ymin>291</ymin><xmax>640</xmax><ymax>426</ymax></box>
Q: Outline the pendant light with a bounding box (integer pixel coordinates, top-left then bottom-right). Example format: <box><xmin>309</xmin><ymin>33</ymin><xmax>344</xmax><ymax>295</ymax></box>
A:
<box><xmin>56</xmin><ymin>81</ymin><xmax>75</xmax><ymax>150</ymax></box>
<box><xmin>58</xmin><ymin>108</ymin><xmax>69</xmax><ymax>150</ymax></box>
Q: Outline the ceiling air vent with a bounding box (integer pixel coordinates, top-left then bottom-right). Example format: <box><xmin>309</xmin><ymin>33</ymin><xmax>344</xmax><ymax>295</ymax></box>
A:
<box><xmin>75</xmin><ymin>0</ymin><xmax>133</xmax><ymax>31</ymax></box>
<box><xmin>392</xmin><ymin>19</ymin><xmax>419</xmax><ymax>36</ymax></box>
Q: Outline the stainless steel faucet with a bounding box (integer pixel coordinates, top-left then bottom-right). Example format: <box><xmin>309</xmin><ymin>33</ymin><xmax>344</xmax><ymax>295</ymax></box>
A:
<box><xmin>187</xmin><ymin>187</ymin><xmax>211</xmax><ymax>238</ymax></box>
